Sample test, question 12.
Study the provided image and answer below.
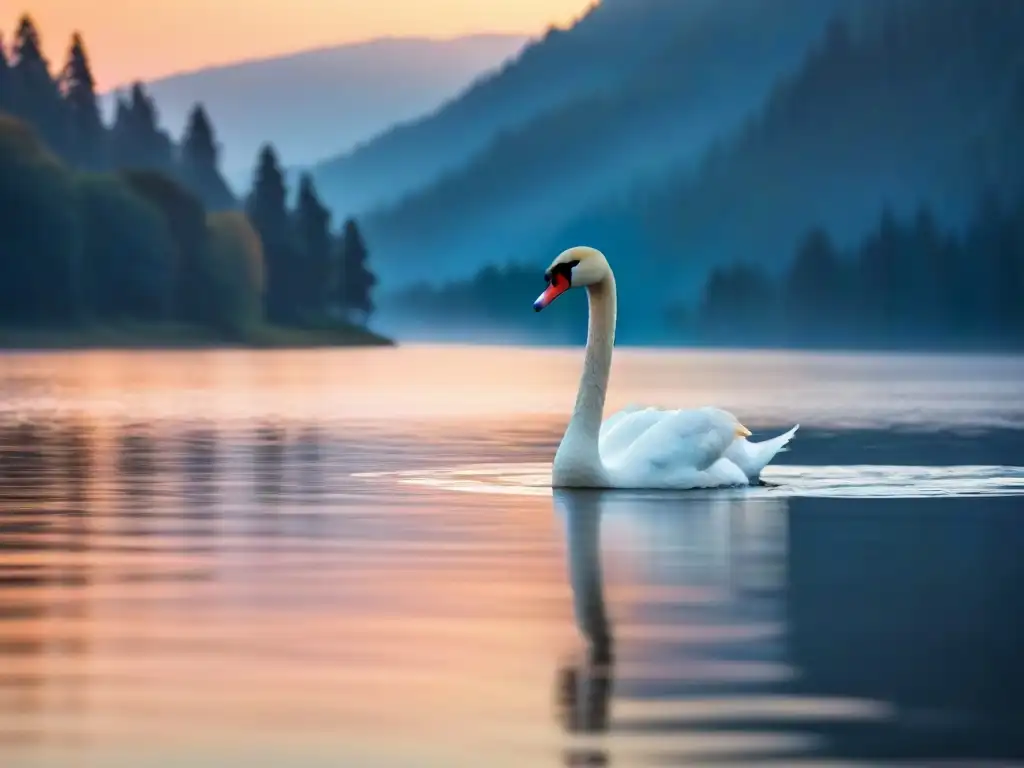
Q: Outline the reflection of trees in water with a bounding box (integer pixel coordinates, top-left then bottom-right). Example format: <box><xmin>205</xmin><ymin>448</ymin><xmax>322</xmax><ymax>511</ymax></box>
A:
<box><xmin>0</xmin><ymin>418</ymin><xmax>94</xmax><ymax>742</ymax></box>
<box><xmin>61</xmin><ymin>420</ymin><xmax>93</xmax><ymax>514</ymax></box>
<box><xmin>251</xmin><ymin>423</ymin><xmax>329</xmax><ymax>523</ymax></box>
<box><xmin>115</xmin><ymin>423</ymin><xmax>159</xmax><ymax>538</ymax></box>
<box><xmin>294</xmin><ymin>426</ymin><xmax>325</xmax><ymax>502</ymax></box>
<box><xmin>253</xmin><ymin>424</ymin><xmax>286</xmax><ymax>508</ymax></box>
<box><xmin>179</xmin><ymin>426</ymin><xmax>219</xmax><ymax>520</ymax></box>
<box><xmin>0</xmin><ymin>421</ymin><xmax>57</xmax><ymax>512</ymax></box>
<box><xmin>556</xmin><ymin>492</ymin><xmax>1024</xmax><ymax>764</ymax></box>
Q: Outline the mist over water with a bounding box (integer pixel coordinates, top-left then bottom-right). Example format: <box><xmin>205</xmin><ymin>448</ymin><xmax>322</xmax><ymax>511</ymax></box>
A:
<box><xmin>1</xmin><ymin>346</ymin><xmax>1023</xmax><ymax>766</ymax></box>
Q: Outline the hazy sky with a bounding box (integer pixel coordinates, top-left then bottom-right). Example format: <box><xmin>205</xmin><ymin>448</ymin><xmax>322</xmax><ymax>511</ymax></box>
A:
<box><xmin>11</xmin><ymin>0</ymin><xmax>595</xmax><ymax>90</ymax></box>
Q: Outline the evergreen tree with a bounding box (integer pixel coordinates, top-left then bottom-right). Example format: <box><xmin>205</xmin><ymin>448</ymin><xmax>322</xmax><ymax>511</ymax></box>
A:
<box><xmin>293</xmin><ymin>174</ymin><xmax>332</xmax><ymax>314</ymax></box>
<box><xmin>109</xmin><ymin>83</ymin><xmax>174</xmax><ymax>172</ymax></box>
<box><xmin>10</xmin><ymin>15</ymin><xmax>67</xmax><ymax>156</ymax></box>
<box><xmin>784</xmin><ymin>227</ymin><xmax>846</xmax><ymax>344</ymax></box>
<box><xmin>59</xmin><ymin>32</ymin><xmax>106</xmax><ymax>169</ymax></box>
<box><xmin>109</xmin><ymin>93</ymin><xmax>134</xmax><ymax>165</ymax></box>
<box><xmin>963</xmin><ymin>190</ymin><xmax>1005</xmax><ymax>337</ymax></box>
<box><xmin>179</xmin><ymin>103</ymin><xmax>235</xmax><ymax>210</ymax></box>
<box><xmin>902</xmin><ymin>206</ymin><xmax>944</xmax><ymax>335</ymax></box>
<box><xmin>855</xmin><ymin>205</ymin><xmax>903</xmax><ymax>338</ymax></box>
<box><xmin>0</xmin><ymin>114</ymin><xmax>82</xmax><ymax>324</ymax></box>
<box><xmin>119</xmin><ymin>169</ymin><xmax>210</xmax><ymax>323</ymax></box>
<box><xmin>337</xmin><ymin>218</ymin><xmax>377</xmax><ymax>325</ymax></box>
<box><xmin>0</xmin><ymin>34</ymin><xmax>14</xmax><ymax>114</ymax></box>
<box><xmin>246</xmin><ymin>144</ymin><xmax>296</xmax><ymax>322</ymax></box>
<box><xmin>697</xmin><ymin>264</ymin><xmax>777</xmax><ymax>345</ymax></box>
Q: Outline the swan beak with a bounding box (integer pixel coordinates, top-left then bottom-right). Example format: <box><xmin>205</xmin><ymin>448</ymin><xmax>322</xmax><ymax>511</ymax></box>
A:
<box><xmin>735</xmin><ymin>424</ymin><xmax>752</xmax><ymax>438</ymax></box>
<box><xmin>533</xmin><ymin>274</ymin><xmax>570</xmax><ymax>312</ymax></box>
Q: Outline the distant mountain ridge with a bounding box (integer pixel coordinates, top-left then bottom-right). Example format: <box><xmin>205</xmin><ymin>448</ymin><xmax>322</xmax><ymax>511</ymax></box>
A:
<box><xmin>543</xmin><ymin>0</ymin><xmax>1024</xmax><ymax>313</ymax></box>
<box><xmin>372</xmin><ymin>0</ymin><xmax>1024</xmax><ymax>345</ymax></box>
<box><xmin>105</xmin><ymin>34</ymin><xmax>528</xmax><ymax>191</ymax></box>
<box><xmin>357</xmin><ymin>0</ymin><xmax>850</xmax><ymax>286</ymax></box>
<box><xmin>309</xmin><ymin>0</ymin><xmax>732</xmax><ymax>216</ymax></box>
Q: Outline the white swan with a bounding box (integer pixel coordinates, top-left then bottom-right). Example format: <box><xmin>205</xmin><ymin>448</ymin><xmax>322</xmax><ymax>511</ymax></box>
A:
<box><xmin>533</xmin><ymin>246</ymin><xmax>799</xmax><ymax>489</ymax></box>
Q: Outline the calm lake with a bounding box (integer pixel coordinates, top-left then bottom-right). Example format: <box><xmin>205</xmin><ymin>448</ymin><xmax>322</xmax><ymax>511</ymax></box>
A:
<box><xmin>1</xmin><ymin>346</ymin><xmax>1023</xmax><ymax>767</ymax></box>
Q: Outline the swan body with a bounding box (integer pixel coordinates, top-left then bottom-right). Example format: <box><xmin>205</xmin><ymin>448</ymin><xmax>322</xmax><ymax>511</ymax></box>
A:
<box><xmin>533</xmin><ymin>246</ymin><xmax>798</xmax><ymax>490</ymax></box>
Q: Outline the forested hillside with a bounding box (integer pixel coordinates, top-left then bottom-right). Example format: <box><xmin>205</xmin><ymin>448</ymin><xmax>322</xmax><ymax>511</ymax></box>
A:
<box><xmin>360</xmin><ymin>0</ymin><xmax>847</xmax><ymax>286</ymax></box>
<box><xmin>1</xmin><ymin>16</ymin><xmax>385</xmax><ymax>346</ymax></box>
<box><xmin>383</xmin><ymin>0</ymin><xmax>1024</xmax><ymax>349</ymax></box>
<box><xmin>310</xmin><ymin>0</ymin><xmax>737</xmax><ymax>215</ymax></box>
<box><xmin>548</xmin><ymin>0</ymin><xmax>1024</xmax><ymax>301</ymax></box>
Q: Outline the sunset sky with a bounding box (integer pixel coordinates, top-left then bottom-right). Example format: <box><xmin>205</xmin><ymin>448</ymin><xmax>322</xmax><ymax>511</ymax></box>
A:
<box><xmin>10</xmin><ymin>0</ymin><xmax>596</xmax><ymax>90</ymax></box>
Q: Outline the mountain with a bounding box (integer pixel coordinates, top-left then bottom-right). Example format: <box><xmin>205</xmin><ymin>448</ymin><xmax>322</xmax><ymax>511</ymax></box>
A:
<box><xmin>309</xmin><ymin>0</ymin><xmax>734</xmax><ymax>216</ymax></box>
<box><xmin>545</xmin><ymin>0</ymin><xmax>1024</xmax><ymax>315</ymax></box>
<box><xmin>105</xmin><ymin>35</ymin><xmax>527</xmax><ymax>191</ymax></box>
<box><xmin>381</xmin><ymin>0</ymin><xmax>1024</xmax><ymax>344</ymax></box>
<box><xmin>358</xmin><ymin>0</ymin><xmax>850</xmax><ymax>286</ymax></box>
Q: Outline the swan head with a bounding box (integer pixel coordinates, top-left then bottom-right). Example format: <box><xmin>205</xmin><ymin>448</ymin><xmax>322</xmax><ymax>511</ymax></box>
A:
<box><xmin>533</xmin><ymin>246</ymin><xmax>610</xmax><ymax>312</ymax></box>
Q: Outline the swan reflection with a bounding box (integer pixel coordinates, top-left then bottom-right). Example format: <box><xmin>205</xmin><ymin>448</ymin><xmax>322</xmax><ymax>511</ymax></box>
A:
<box><xmin>552</xmin><ymin>489</ymin><xmax>792</xmax><ymax>766</ymax></box>
<box><xmin>554</xmin><ymin>490</ymin><xmax>615</xmax><ymax>767</ymax></box>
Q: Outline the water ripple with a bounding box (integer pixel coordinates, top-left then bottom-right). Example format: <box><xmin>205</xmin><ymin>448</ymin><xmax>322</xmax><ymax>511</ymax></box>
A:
<box><xmin>355</xmin><ymin>463</ymin><xmax>1024</xmax><ymax>499</ymax></box>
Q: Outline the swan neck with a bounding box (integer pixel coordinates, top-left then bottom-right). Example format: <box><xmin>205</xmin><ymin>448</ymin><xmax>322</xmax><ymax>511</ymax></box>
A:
<box><xmin>567</xmin><ymin>274</ymin><xmax>616</xmax><ymax>443</ymax></box>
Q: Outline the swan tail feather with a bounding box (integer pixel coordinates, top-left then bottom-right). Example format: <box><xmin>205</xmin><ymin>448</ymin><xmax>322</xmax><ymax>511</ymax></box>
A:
<box><xmin>750</xmin><ymin>424</ymin><xmax>799</xmax><ymax>476</ymax></box>
<box><xmin>724</xmin><ymin>425</ymin><xmax>799</xmax><ymax>482</ymax></box>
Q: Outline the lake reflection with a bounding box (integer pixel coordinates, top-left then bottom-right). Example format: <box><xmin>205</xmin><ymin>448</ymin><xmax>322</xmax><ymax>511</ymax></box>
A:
<box><xmin>0</xmin><ymin>347</ymin><xmax>1023</xmax><ymax>766</ymax></box>
<box><xmin>553</xmin><ymin>490</ymin><xmax>1024</xmax><ymax>766</ymax></box>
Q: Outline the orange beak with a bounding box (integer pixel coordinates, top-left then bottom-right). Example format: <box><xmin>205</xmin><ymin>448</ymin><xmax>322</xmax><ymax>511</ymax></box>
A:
<box><xmin>534</xmin><ymin>273</ymin><xmax>570</xmax><ymax>312</ymax></box>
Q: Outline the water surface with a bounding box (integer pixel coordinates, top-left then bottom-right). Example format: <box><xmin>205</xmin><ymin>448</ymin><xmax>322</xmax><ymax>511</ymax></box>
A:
<box><xmin>1</xmin><ymin>346</ymin><xmax>1023</xmax><ymax>767</ymax></box>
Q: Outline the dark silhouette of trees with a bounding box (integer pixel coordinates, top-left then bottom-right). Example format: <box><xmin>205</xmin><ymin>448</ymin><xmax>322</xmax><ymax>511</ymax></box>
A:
<box><xmin>2</xmin><ymin>20</ymin><xmax>239</xmax><ymax>206</ymax></box>
<box><xmin>2</xmin><ymin>19</ymin><xmax>238</xmax><ymax>203</ymax></box>
<box><xmin>0</xmin><ymin>16</ymin><xmax>382</xmax><ymax>341</ymax></box>
<box><xmin>697</xmin><ymin>264</ymin><xmax>778</xmax><ymax>346</ymax></box>
<box><xmin>336</xmin><ymin>219</ymin><xmax>377</xmax><ymax>325</ymax></box>
<box><xmin>180</xmin><ymin>104</ymin><xmax>235</xmax><ymax>210</ymax></box>
<box><xmin>76</xmin><ymin>172</ymin><xmax>175</xmax><ymax>321</ymax></box>
<box><xmin>0</xmin><ymin>114</ymin><xmax>80</xmax><ymax>324</ymax></box>
<box><xmin>784</xmin><ymin>227</ymin><xmax>846</xmax><ymax>344</ymax></box>
<box><xmin>109</xmin><ymin>84</ymin><xmax>174</xmax><ymax>172</ymax></box>
<box><xmin>203</xmin><ymin>211</ymin><xmax>265</xmax><ymax>333</ymax></box>
<box><xmin>0</xmin><ymin>34</ymin><xmax>13</xmax><ymax>114</ymax></box>
<box><xmin>294</xmin><ymin>174</ymin><xmax>332</xmax><ymax>315</ymax></box>
<box><xmin>684</xmin><ymin>193</ymin><xmax>1024</xmax><ymax>350</ymax></box>
<box><xmin>119</xmin><ymin>169</ymin><xmax>209</xmax><ymax>322</ymax></box>
<box><xmin>59</xmin><ymin>33</ymin><xmax>105</xmax><ymax>170</ymax></box>
<box><xmin>385</xmin><ymin>261</ymin><xmax>581</xmax><ymax>343</ymax></box>
<box><xmin>9</xmin><ymin>15</ymin><xmax>67</xmax><ymax>157</ymax></box>
<box><xmin>247</xmin><ymin>144</ymin><xmax>298</xmax><ymax>322</ymax></box>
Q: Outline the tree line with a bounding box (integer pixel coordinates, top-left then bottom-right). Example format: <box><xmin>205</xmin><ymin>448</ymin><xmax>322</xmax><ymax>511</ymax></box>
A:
<box><xmin>387</xmin><ymin>189</ymin><xmax>1024</xmax><ymax>350</ymax></box>
<box><xmin>686</xmin><ymin>192</ymin><xmax>1024</xmax><ymax>350</ymax></box>
<box><xmin>0</xmin><ymin>15</ymin><xmax>376</xmax><ymax>334</ymax></box>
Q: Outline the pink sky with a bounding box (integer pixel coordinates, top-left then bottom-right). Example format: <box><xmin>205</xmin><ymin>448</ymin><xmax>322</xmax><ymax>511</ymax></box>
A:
<box><xmin>7</xmin><ymin>0</ymin><xmax>596</xmax><ymax>89</ymax></box>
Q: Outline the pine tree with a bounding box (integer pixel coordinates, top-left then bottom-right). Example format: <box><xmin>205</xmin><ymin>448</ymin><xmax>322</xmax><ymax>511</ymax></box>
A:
<box><xmin>855</xmin><ymin>205</ymin><xmax>903</xmax><ymax>338</ymax></box>
<box><xmin>337</xmin><ymin>218</ymin><xmax>377</xmax><ymax>325</ymax></box>
<box><xmin>109</xmin><ymin>93</ymin><xmax>135</xmax><ymax>165</ymax></box>
<box><xmin>10</xmin><ymin>15</ymin><xmax>67</xmax><ymax>156</ymax></box>
<box><xmin>247</xmin><ymin>144</ymin><xmax>296</xmax><ymax>322</ymax></box>
<box><xmin>785</xmin><ymin>227</ymin><xmax>846</xmax><ymax>344</ymax></box>
<box><xmin>109</xmin><ymin>82</ymin><xmax>174</xmax><ymax>171</ymax></box>
<box><xmin>179</xmin><ymin>103</ymin><xmax>235</xmax><ymax>210</ymax></box>
<box><xmin>293</xmin><ymin>174</ymin><xmax>332</xmax><ymax>314</ymax></box>
<box><xmin>0</xmin><ymin>34</ymin><xmax>14</xmax><ymax>114</ymax></box>
<box><xmin>59</xmin><ymin>32</ymin><xmax>106</xmax><ymax>169</ymax></box>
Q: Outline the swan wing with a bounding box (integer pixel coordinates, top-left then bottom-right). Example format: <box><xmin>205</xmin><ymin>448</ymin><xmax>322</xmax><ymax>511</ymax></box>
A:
<box><xmin>599</xmin><ymin>405</ymin><xmax>664</xmax><ymax>459</ymax></box>
<box><xmin>602</xmin><ymin>407</ymin><xmax>740</xmax><ymax>478</ymax></box>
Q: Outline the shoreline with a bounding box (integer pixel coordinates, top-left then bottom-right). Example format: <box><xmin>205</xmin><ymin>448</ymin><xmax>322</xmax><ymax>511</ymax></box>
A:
<box><xmin>0</xmin><ymin>323</ymin><xmax>395</xmax><ymax>351</ymax></box>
